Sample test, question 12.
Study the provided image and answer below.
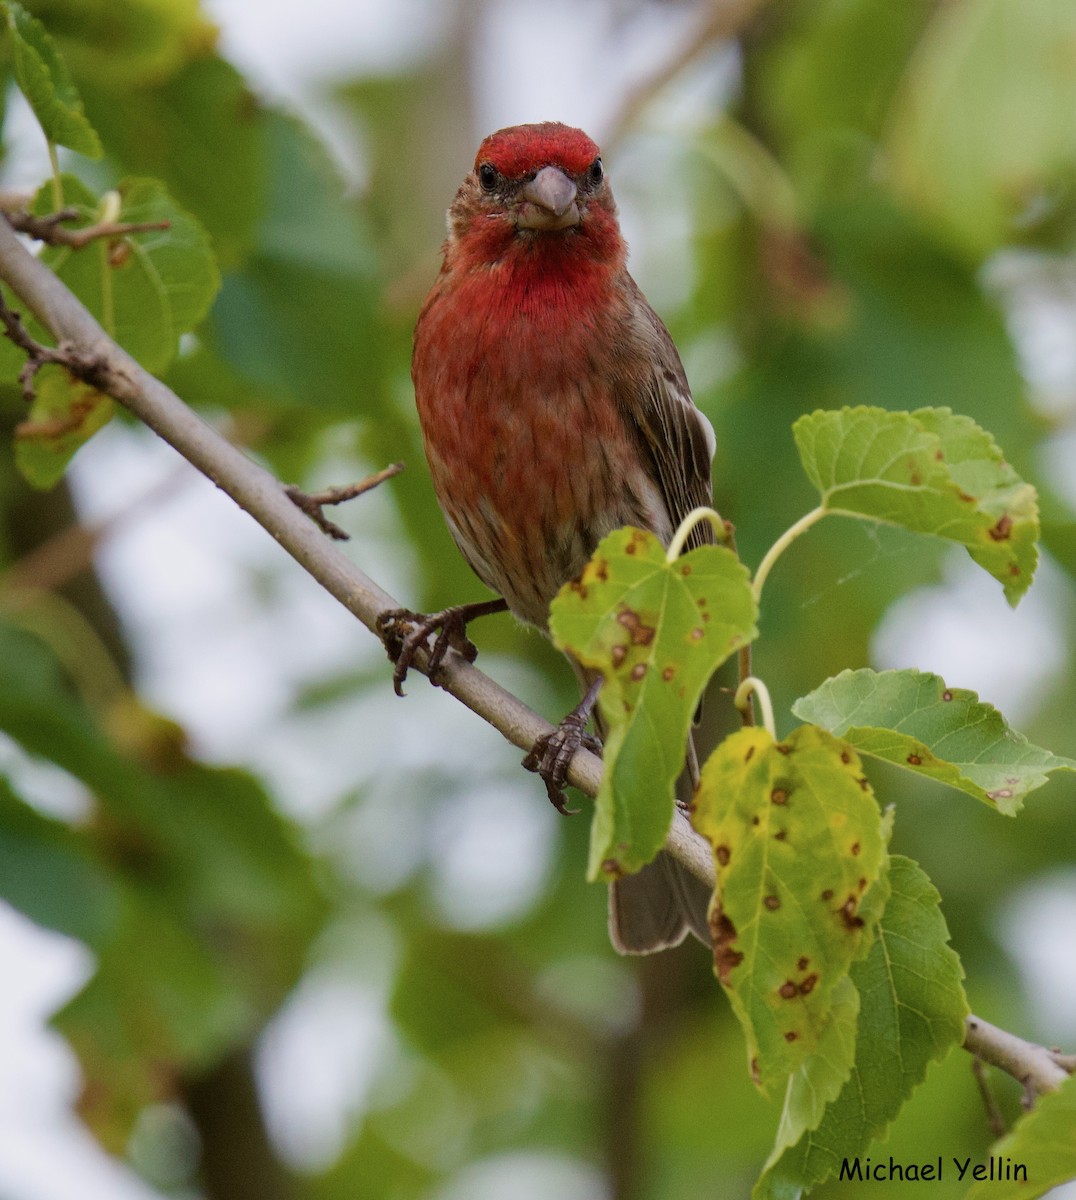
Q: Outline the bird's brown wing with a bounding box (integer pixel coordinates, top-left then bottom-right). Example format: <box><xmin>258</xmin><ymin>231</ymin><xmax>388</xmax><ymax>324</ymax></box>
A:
<box><xmin>620</xmin><ymin>277</ymin><xmax>716</xmax><ymax>549</ymax></box>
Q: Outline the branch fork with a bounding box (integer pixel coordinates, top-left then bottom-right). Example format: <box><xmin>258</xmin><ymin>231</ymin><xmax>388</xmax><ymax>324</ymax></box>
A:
<box><xmin>0</xmin><ymin>292</ymin><xmax>111</xmax><ymax>403</ymax></box>
<box><xmin>284</xmin><ymin>464</ymin><xmax>404</xmax><ymax>540</ymax></box>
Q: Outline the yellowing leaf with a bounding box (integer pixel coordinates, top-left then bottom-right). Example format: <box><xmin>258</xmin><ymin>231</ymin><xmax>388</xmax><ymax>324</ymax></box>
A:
<box><xmin>755</xmin><ymin>856</ymin><xmax>968</xmax><ymax>1199</ymax></box>
<box><xmin>14</xmin><ymin>366</ymin><xmax>114</xmax><ymax>489</ymax></box>
<box><xmin>549</xmin><ymin>527</ymin><xmax>757</xmax><ymax>880</ymax></box>
<box><xmin>771</xmin><ymin>973</ymin><xmax>860</xmax><ymax>1156</ymax></box>
<box><xmin>693</xmin><ymin>725</ymin><xmax>887</xmax><ymax>1092</ymax></box>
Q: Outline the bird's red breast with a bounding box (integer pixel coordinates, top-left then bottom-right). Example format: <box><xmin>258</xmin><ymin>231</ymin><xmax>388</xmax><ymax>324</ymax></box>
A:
<box><xmin>412</xmin><ymin>122</ymin><xmax>696</xmax><ymax>628</ymax></box>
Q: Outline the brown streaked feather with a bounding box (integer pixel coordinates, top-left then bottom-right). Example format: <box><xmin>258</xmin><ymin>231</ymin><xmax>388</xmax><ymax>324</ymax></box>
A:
<box><xmin>619</xmin><ymin>277</ymin><xmax>716</xmax><ymax>552</ymax></box>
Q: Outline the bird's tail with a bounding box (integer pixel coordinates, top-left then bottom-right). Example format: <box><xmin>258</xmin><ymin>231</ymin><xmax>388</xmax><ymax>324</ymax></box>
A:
<box><xmin>607</xmin><ymin>729</ymin><xmax>712</xmax><ymax>953</ymax></box>
<box><xmin>603</xmin><ymin>718</ymin><xmax>712</xmax><ymax>952</ymax></box>
<box><xmin>567</xmin><ymin>659</ymin><xmax>712</xmax><ymax>953</ymax></box>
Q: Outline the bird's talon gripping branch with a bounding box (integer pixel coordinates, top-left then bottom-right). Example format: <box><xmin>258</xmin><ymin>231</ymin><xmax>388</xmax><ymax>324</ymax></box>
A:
<box><xmin>377</xmin><ymin>598</ymin><xmax>508</xmax><ymax>696</ymax></box>
<box><xmin>522</xmin><ymin>723</ymin><xmax>603</xmax><ymax>815</ymax></box>
<box><xmin>522</xmin><ymin>678</ymin><xmax>603</xmax><ymax>815</ymax></box>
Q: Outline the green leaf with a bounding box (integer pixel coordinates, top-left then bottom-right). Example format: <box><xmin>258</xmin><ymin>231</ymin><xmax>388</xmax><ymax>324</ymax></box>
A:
<box><xmin>37</xmin><ymin>174</ymin><xmax>220</xmax><ymax>373</ymax></box>
<box><xmin>6</xmin><ymin>173</ymin><xmax>221</xmax><ymax>486</ymax></box>
<box><xmin>13</xmin><ymin>365</ymin><xmax>113</xmax><ymax>489</ymax></box>
<box><xmin>692</xmin><ymin>725</ymin><xmax>888</xmax><ymax>1091</ymax></box>
<box><xmin>56</xmin><ymin>892</ymin><xmax>256</xmax><ymax>1150</ymax></box>
<box><xmin>0</xmin><ymin>621</ymin><xmax>133</xmax><ymax>800</ymax></box>
<box><xmin>792</xmin><ymin>668</ymin><xmax>1076</xmax><ymax>817</ymax></box>
<box><xmin>964</xmin><ymin>1073</ymin><xmax>1076</xmax><ymax>1200</ymax></box>
<box><xmin>0</xmin><ymin>774</ymin><xmax>120</xmax><ymax>945</ymax></box>
<box><xmin>35</xmin><ymin>0</ymin><xmax>217</xmax><ymax>92</ymax></box>
<box><xmin>889</xmin><ymin>0</ymin><xmax>1076</xmax><ymax>258</ymax></box>
<box><xmin>755</xmin><ymin>856</ymin><xmax>968</xmax><ymax>1199</ymax></box>
<box><xmin>0</xmin><ymin>620</ymin><xmax>325</xmax><ymax>1144</ymax></box>
<box><xmin>77</xmin><ymin>55</ymin><xmax>264</xmax><ymax>266</ymax></box>
<box><xmin>793</xmin><ymin>406</ymin><xmax>1038</xmax><ymax>604</ymax></box>
<box><xmin>206</xmin><ymin>109</ymin><xmax>386</xmax><ymax>412</ymax></box>
<box><xmin>548</xmin><ymin>527</ymin><xmax>757</xmax><ymax>880</ymax></box>
<box><xmin>770</xmin><ymin>974</ymin><xmax>860</xmax><ymax>1158</ymax></box>
<box><xmin>2</xmin><ymin>0</ymin><xmax>102</xmax><ymax>156</ymax></box>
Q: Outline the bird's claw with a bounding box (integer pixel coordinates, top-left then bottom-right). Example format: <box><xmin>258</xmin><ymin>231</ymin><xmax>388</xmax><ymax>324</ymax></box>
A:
<box><xmin>522</xmin><ymin>713</ymin><xmax>602</xmax><ymax>815</ymax></box>
<box><xmin>377</xmin><ymin>606</ymin><xmax>479</xmax><ymax>696</ymax></box>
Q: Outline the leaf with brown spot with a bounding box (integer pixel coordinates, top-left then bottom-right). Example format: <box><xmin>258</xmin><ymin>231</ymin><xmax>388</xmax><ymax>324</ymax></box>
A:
<box><xmin>692</xmin><ymin>725</ymin><xmax>888</xmax><ymax>1092</ymax></box>
<box><xmin>755</xmin><ymin>857</ymin><xmax>967</xmax><ymax>1200</ymax></box>
<box><xmin>793</xmin><ymin>668</ymin><xmax>1076</xmax><ymax>816</ymax></box>
<box><xmin>793</xmin><ymin>406</ymin><xmax>1038</xmax><ymax>604</ymax></box>
<box><xmin>550</xmin><ymin>526</ymin><xmax>757</xmax><ymax>879</ymax></box>
<box><xmin>764</xmin><ymin>974</ymin><xmax>859</xmax><ymax>1166</ymax></box>
<box><xmin>14</xmin><ymin>367</ymin><xmax>114</xmax><ymax>489</ymax></box>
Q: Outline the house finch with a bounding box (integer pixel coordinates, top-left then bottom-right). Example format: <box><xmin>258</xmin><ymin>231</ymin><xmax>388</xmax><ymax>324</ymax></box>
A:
<box><xmin>387</xmin><ymin>122</ymin><xmax>715</xmax><ymax>953</ymax></box>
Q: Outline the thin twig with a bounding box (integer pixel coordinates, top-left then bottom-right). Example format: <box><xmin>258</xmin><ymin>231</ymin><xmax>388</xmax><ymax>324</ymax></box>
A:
<box><xmin>284</xmin><ymin>464</ymin><xmax>405</xmax><ymax>540</ymax></box>
<box><xmin>0</xmin><ymin>291</ymin><xmax>80</xmax><ymax>402</ymax></box>
<box><xmin>971</xmin><ymin>1057</ymin><xmax>1008</xmax><ymax>1138</ymax></box>
<box><xmin>5</xmin><ymin>207</ymin><xmax>171</xmax><ymax>249</ymax></box>
<box><xmin>603</xmin><ymin>0</ymin><xmax>771</xmax><ymax>151</ymax></box>
<box><xmin>0</xmin><ymin>207</ymin><xmax>1071</xmax><ymax>1104</ymax></box>
<box><xmin>0</xmin><ymin>189</ymin><xmax>33</xmax><ymax>212</ymax></box>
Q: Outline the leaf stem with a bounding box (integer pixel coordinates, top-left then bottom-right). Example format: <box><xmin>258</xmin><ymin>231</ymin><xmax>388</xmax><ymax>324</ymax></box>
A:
<box><xmin>665</xmin><ymin>506</ymin><xmax>728</xmax><ymax>561</ymax></box>
<box><xmin>96</xmin><ymin>192</ymin><xmax>118</xmax><ymax>335</ymax></box>
<box><xmin>734</xmin><ymin>675</ymin><xmax>775</xmax><ymax>737</ymax></box>
<box><xmin>751</xmin><ymin>505</ymin><xmax>826</xmax><ymax>604</ymax></box>
<box><xmin>99</xmin><ymin>238</ymin><xmax>114</xmax><ymax>335</ymax></box>
<box><xmin>47</xmin><ymin>141</ymin><xmax>63</xmax><ymax>211</ymax></box>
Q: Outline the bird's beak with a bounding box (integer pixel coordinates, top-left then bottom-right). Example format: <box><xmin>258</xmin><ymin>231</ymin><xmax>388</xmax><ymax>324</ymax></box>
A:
<box><xmin>517</xmin><ymin>166</ymin><xmax>580</xmax><ymax>230</ymax></box>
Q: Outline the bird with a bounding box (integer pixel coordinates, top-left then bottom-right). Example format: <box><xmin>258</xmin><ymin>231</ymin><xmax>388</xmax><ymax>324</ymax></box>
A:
<box><xmin>383</xmin><ymin>121</ymin><xmax>716</xmax><ymax>953</ymax></box>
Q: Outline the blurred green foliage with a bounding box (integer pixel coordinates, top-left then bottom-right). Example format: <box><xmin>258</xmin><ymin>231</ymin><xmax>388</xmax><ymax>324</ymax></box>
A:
<box><xmin>0</xmin><ymin>1</ymin><xmax>1073</xmax><ymax>1198</ymax></box>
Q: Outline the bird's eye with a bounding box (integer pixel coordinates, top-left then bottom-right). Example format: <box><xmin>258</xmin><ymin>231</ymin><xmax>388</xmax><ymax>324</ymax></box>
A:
<box><xmin>587</xmin><ymin>157</ymin><xmax>604</xmax><ymax>187</ymax></box>
<box><xmin>477</xmin><ymin>163</ymin><xmax>499</xmax><ymax>192</ymax></box>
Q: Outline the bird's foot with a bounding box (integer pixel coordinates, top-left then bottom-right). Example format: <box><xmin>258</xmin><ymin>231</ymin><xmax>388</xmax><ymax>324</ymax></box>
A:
<box><xmin>377</xmin><ymin>598</ymin><xmax>507</xmax><ymax>696</ymax></box>
<box><xmin>522</xmin><ymin>682</ymin><xmax>604</xmax><ymax>815</ymax></box>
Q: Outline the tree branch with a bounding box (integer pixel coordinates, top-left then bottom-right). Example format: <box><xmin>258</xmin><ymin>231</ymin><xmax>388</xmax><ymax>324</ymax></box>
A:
<box><xmin>963</xmin><ymin>1015</ymin><xmax>1072</xmax><ymax>1101</ymax></box>
<box><xmin>0</xmin><ymin>211</ymin><xmax>1070</xmax><ymax>1104</ymax></box>
<box><xmin>4</xmin><ymin>206</ymin><xmax>171</xmax><ymax>249</ymax></box>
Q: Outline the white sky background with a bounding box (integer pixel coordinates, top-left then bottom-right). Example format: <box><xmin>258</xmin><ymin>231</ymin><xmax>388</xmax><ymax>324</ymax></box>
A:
<box><xmin>0</xmin><ymin>0</ymin><xmax>1074</xmax><ymax>1197</ymax></box>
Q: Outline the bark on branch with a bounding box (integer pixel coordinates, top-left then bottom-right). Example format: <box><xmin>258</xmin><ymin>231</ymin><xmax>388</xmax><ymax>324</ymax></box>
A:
<box><xmin>0</xmin><ymin>215</ymin><xmax>1070</xmax><ymax>1104</ymax></box>
<box><xmin>963</xmin><ymin>1015</ymin><xmax>1071</xmax><ymax>1101</ymax></box>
